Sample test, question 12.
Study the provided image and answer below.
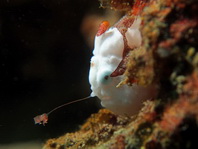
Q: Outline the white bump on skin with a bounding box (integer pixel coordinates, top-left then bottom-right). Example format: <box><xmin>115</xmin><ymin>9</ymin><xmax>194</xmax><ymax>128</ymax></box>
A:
<box><xmin>89</xmin><ymin>19</ymin><xmax>157</xmax><ymax>115</ymax></box>
<box><xmin>125</xmin><ymin>18</ymin><xmax>142</xmax><ymax>48</ymax></box>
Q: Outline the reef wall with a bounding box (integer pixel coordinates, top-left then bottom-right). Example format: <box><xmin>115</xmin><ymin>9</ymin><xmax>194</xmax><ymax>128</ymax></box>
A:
<box><xmin>43</xmin><ymin>0</ymin><xmax>198</xmax><ymax>148</ymax></box>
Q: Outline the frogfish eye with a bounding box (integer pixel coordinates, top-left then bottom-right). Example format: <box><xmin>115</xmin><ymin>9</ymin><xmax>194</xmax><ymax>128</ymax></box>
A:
<box><xmin>98</xmin><ymin>71</ymin><xmax>112</xmax><ymax>84</ymax></box>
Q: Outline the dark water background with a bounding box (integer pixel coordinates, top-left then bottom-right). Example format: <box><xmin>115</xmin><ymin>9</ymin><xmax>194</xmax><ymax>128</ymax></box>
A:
<box><xmin>0</xmin><ymin>0</ymin><xmax>102</xmax><ymax>144</ymax></box>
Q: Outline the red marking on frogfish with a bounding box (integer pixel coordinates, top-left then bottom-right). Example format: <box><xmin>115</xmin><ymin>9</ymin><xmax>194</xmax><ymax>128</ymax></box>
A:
<box><xmin>110</xmin><ymin>48</ymin><xmax>131</xmax><ymax>77</ymax></box>
<box><xmin>96</xmin><ymin>21</ymin><xmax>110</xmax><ymax>36</ymax></box>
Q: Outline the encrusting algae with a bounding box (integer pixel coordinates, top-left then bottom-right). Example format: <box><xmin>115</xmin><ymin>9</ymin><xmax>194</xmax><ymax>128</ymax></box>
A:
<box><xmin>43</xmin><ymin>0</ymin><xmax>198</xmax><ymax>148</ymax></box>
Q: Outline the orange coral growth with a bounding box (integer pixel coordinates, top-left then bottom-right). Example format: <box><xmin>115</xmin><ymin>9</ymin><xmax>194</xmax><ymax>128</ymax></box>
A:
<box><xmin>170</xmin><ymin>19</ymin><xmax>197</xmax><ymax>40</ymax></box>
<box><xmin>159</xmin><ymin>18</ymin><xmax>197</xmax><ymax>49</ymax></box>
<box><xmin>183</xmin><ymin>72</ymin><xmax>198</xmax><ymax>97</ymax></box>
<box><xmin>159</xmin><ymin>72</ymin><xmax>198</xmax><ymax>132</ymax></box>
<box><xmin>43</xmin><ymin>109</ymin><xmax>131</xmax><ymax>149</ymax></box>
<box><xmin>81</xmin><ymin>109</ymin><xmax>117</xmax><ymax>131</ymax></box>
<box><xmin>159</xmin><ymin>99</ymin><xmax>189</xmax><ymax>132</ymax></box>
<box><xmin>110</xmin><ymin>135</ymin><xmax>126</xmax><ymax>149</ymax></box>
<box><xmin>132</xmin><ymin>0</ymin><xmax>148</xmax><ymax>15</ymax></box>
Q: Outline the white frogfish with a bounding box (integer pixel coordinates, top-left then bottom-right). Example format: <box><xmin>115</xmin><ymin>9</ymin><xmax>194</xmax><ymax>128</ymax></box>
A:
<box><xmin>89</xmin><ymin>18</ymin><xmax>157</xmax><ymax>115</ymax></box>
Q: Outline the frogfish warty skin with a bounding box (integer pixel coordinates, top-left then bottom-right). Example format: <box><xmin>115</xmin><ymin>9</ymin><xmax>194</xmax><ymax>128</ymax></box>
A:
<box><xmin>89</xmin><ymin>18</ymin><xmax>158</xmax><ymax>115</ymax></box>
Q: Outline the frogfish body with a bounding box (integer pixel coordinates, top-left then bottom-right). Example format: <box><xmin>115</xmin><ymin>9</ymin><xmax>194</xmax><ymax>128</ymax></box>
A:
<box><xmin>89</xmin><ymin>18</ymin><xmax>157</xmax><ymax>115</ymax></box>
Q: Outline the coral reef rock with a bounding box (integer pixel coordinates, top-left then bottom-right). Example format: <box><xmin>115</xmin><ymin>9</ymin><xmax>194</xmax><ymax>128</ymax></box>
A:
<box><xmin>43</xmin><ymin>0</ymin><xmax>198</xmax><ymax>148</ymax></box>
